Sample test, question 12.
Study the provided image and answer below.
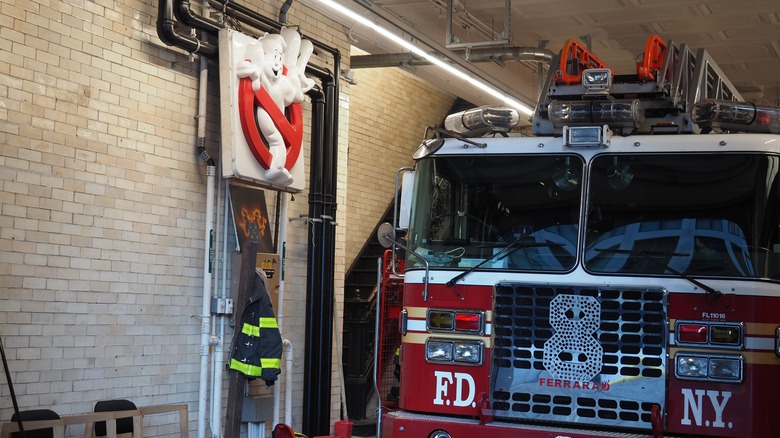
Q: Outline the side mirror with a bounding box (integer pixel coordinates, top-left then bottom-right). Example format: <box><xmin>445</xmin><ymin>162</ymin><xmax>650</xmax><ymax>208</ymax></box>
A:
<box><xmin>412</xmin><ymin>138</ymin><xmax>444</xmax><ymax>160</ymax></box>
<box><xmin>377</xmin><ymin>222</ymin><xmax>396</xmax><ymax>248</ymax></box>
<box><xmin>376</xmin><ymin>222</ymin><xmax>429</xmax><ymax>301</ymax></box>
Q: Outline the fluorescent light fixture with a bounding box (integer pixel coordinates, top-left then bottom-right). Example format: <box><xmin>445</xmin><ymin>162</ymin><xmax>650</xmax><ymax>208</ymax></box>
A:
<box><xmin>315</xmin><ymin>0</ymin><xmax>535</xmax><ymax>116</ymax></box>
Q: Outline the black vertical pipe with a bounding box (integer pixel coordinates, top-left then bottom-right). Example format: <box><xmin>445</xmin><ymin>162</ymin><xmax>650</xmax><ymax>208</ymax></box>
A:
<box><xmin>321</xmin><ymin>64</ymin><xmax>338</xmax><ymax>431</ymax></box>
<box><xmin>303</xmin><ymin>84</ymin><xmax>328</xmax><ymax>436</ymax></box>
<box><xmin>301</xmin><ymin>61</ymin><xmax>339</xmax><ymax>436</ymax></box>
<box><xmin>324</xmin><ymin>55</ymin><xmax>341</xmax><ymax>305</ymax></box>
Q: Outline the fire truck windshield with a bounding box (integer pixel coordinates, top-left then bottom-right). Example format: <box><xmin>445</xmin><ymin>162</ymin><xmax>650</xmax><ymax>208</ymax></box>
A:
<box><xmin>585</xmin><ymin>153</ymin><xmax>780</xmax><ymax>279</ymax></box>
<box><xmin>405</xmin><ymin>152</ymin><xmax>780</xmax><ymax>280</ymax></box>
<box><xmin>406</xmin><ymin>154</ymin><xmax>583</xmax><ymax>271</ymax></box>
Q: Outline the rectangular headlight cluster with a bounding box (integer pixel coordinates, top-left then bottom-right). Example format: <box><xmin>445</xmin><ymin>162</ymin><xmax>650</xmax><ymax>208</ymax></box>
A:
<box><xmin>676</xmin><ymin>321</ymin><xmax>743</xmax><ymax>348</ymax></box>
<box><xmin>428</xmin><ymin>310</ymin><xmax>484</xmax><ymax>334</ymax></box>
<box><xmin>675</xmin><ymin>353</ymin><xmax>743</xmax><ymax>382</ymax></box>
<box><xmin>426</xmin><ymin>339</ymin><xmax>483</xmax><ymax>365</ymax></box>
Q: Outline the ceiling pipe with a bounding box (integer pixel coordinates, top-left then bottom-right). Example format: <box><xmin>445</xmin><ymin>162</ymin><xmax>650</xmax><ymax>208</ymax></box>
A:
<box><xmin>209</xmin><ymin>0</ymin><xmax>287</xmax><ymax>34</ymax></box>
<box><xmin>157</xmin><ymin>0</ymin><xmax>218</xmax><ymax>58</ymax></box>
<box><xmin>279</xmin><ymin>0</ymin><xmax>294</xmax><ymax>25</ymax></box>
<box><xmin>342</xmin><ymin>0</ymin><xmax>534</xmax><ymax>104</ymax></box>
<box><xmin>175</xmin><ymin>0</ymin><xmax>223</xmax><ymax>33</ymax></box>
<box><xmin>350</xmin><ymin>46</ymin><xmax>553</xmax><ymax>69</ymax></box>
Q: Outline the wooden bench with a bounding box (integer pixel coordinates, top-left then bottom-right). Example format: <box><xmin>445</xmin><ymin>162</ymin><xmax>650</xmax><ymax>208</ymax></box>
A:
<box><xmin>1</xmin><ymin>405</ymin><xmax>188</xmax><ymax>438</ymax></box>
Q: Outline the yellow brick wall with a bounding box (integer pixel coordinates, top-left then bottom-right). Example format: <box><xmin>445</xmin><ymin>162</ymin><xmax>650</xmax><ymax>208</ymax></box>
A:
<box><xmin>344</xmin><ymin>62</ymin><xmax>456</xmax><ymax>269</ymax></box>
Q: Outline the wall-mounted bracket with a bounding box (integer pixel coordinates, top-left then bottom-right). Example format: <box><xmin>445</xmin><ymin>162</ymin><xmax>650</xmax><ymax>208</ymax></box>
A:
<box><xmin>446</xmin><ymin>0</ymin><xmax>511</xmax><ymax>49</ymax></box>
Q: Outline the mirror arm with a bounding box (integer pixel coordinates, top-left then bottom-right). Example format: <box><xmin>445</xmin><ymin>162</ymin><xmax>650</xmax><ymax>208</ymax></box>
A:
<box><xmin>378</xmin><ymin>222</ymin><xmax>430</xmax><ymax>302</ymax></box>
<box><xmin>385</xmin><ymin>235</ymin><xmax>430</xmax><ymax>302</ymax></box>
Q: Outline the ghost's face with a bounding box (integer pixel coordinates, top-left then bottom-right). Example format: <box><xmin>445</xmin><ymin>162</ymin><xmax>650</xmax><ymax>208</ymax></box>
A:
<box><xmin>261</xmin><ymin>35</ymin><xmax>286</xmax><ymax>79</ymax></box>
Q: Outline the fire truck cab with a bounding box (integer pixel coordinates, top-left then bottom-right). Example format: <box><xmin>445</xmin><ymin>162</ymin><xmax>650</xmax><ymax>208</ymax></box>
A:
<box><xmin>375</xmin><ymin>35</ymin><xmax>780</xmax><ymax>438</ymax></box>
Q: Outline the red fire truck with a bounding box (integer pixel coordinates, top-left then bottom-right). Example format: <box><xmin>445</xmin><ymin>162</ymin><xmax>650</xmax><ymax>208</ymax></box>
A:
<box><xmin>374</xmin><ymin>35</ymin><xmax>780</xmax><ymax>437</ymax></box>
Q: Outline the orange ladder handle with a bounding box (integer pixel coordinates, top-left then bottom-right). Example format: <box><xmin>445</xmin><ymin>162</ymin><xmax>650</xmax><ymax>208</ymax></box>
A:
<box><xmin>637</xmin><ymin>34</ymin><xmax>667</xmax><ymax>81</ymax></box>
<box><xmin>554</xmin><ymin>39</ymin><xmax>613</xmax><ymax>84</ymax></box>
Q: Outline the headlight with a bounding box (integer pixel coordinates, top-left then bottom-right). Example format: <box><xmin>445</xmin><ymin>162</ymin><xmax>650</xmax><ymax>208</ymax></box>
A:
<box><xmin>426</xmin><ymin>340</ymin><xmax>453</xmax><ymax>362</ymax></box>
<box><xmin>676</xmin><ymin>353</ymin><xmax>743</xmax><ymax>382</ymax></box>
<box><xmin>426</xmin><ymin>339</ymin><xmax>483</xmax><ymax>365</ymax></box>
<box><xmin>709</xmin><ymin>356</ymin><xmax>743</xmax><ymax>381</ymax></box>
<box><xmin>676</xmin><ymin>355</ymin><xmax>708</xmax><ymax>378</ymax></box>
<box><xmin>454</xmin><ymin>341</ymin><xmax>482</xmax><ymax>364</ymax></box>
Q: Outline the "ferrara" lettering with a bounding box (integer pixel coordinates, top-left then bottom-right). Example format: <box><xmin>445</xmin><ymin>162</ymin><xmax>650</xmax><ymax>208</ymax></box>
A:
<box><xmin>538</xmin><ymin>378</ymin><xmax>610</xmax><ymax>390</ymax></box>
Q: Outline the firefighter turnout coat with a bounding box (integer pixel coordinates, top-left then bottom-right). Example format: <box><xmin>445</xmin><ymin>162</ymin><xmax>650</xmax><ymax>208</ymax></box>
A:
<box><xmin>229</xmin><ymin>268</ymin><xmax>282</xmax><ymax>385</ymax></box>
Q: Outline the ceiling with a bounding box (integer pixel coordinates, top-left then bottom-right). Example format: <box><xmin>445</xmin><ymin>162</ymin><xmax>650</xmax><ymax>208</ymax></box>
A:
<box><xmin>305</xmin><ymin>0</ymin><xmax>780</xmax><ymax>120</ymax></box>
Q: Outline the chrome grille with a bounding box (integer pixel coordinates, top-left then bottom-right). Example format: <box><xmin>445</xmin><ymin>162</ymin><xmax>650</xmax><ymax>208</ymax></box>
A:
<box><xmin>491</xmin><ymin>283</ymin><xmax>667</xmax><ymax>430</ymax></box>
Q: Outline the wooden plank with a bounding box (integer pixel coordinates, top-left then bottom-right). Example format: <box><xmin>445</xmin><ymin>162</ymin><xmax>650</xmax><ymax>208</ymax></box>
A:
<box><xmin>1</xmin><ymin>419</ymin><xmax>64</xmax><ymax>438</ymax></box>
<box><xmin>224</xmin><ymin>224</ymin><xmax>260</xmax><ymax>438</ymax></box>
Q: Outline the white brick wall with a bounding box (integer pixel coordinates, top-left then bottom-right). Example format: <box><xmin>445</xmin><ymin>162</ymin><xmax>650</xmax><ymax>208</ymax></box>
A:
<box><xmin>1</xmin><ymin>0</ymin><xmax>452</xmax><ymax>436</ymax></box>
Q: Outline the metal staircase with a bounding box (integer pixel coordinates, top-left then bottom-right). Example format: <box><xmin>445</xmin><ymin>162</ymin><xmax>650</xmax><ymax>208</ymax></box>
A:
<box><xmin>341</xmin><ymin>199</ymin><xmax>396</xmax><ymax>421</ymax></box>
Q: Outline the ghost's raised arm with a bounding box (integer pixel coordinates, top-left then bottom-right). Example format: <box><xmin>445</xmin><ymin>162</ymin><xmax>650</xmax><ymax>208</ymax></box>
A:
<box><xmin>296</xmin><ymin>39</ymin><xmax>315</xmax><ymax>93</ymax></box>
<box><xmin>236</xmin><ymin>40</ymin><xmax>266</xmax><ymax>92</ymax></box>
<box><xmin>281</xmin><ymin>27</ymin><xmax>301</xmax><ymax>68</ymax></box>
<box><xmin>280</xmin><ymin>28</ymin><xmax>316</xmax><ymax>101</ymax></box>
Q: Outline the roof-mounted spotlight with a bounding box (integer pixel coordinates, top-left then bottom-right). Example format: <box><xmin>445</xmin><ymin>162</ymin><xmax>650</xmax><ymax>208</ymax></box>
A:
<box><xmin>583</xmin><ymin>68</ymin><xmax>613</xmax><ymax>96</ymax></box>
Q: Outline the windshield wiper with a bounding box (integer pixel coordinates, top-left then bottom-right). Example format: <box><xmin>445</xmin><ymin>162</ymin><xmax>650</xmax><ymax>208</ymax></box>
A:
<box><xmin>445</xmin><ymin>239</ymin><xmax>562</xmax><ymax>287</ymax></box>
<box><xmin>591</xmin><ymin>247</ymin><xmax>723</xmax><ymax>298</ymax></box>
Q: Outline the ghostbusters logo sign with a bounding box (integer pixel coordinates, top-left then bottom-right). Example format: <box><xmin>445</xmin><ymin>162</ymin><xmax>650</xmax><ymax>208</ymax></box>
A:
<box><xmin>219</xmin><ymin>28</ymin><xmax>314</xmax><ymax>192</ymax></box>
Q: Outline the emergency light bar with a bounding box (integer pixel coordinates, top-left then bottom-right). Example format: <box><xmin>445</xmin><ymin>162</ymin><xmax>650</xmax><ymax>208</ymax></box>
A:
<box><xmin>444</xmin><ymin>106</ymin><xmax>520</xmax><ymax>134</ymax></box>
<box><xmin>548</xmin><ymin>99</ymin><xmax>644</xmax><ymax>129</ymax></box>
<box><xmin>693</xmin><ymin>99</ymin><xmax>780</xmax><ymax>134</ymax></box>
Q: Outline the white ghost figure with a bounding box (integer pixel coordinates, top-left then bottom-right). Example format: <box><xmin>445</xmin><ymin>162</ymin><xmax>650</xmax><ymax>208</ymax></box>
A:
<box><xmin>235</xmin><ymin>28</ymin><xmax>315</xmax><ymax>185</ymax></box>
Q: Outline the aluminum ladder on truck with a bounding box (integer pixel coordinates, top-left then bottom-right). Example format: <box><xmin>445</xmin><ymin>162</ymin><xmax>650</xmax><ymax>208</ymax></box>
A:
<box><xmin>533</xmin><ymin>34</ymin><xmax>744</xmax><ymax>136</ymax></box>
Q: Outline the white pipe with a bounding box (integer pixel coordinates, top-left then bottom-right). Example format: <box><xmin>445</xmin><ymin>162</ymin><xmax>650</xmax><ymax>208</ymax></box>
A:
<box><xmin>277</xmin><ymin>193</ymin><xmax>288</xmax><ymax>336</ymax></box>
<box><xmin>196</xmin><ymin>6</ymin><xmax>214</xmax><ymax>433</ymax></box>
<box><xmin>208</xmin><ymin>161</ymin><xmax>224</xmax><ymax>435</ymax></box>
<box><xmin>374</xmin><ymin>257</ymin><xmax>383</xmax><ymax>437</ymax></box>
<box><xmin>211</xmin><ymin>182</ymin><xmax>230</xmax><ymax>437</ymax></box>
<box><xmin>273</xmin><ymin>193</ymin><xmax>289</xmax><ymax>427</ymax></box>
<box><xmin>282</xmin><ymin>339</ymin><xmax>294</xmax><ymax>425</ymax></box>
<box><xmin>208</xmin><ymin>160</ymin><xmax>223</xmax><ymax>435</ymax></box>
<box><xmin>198</xmin><ymin>165</ymin><xmax>215</xmax><ymax>438</ymax></box>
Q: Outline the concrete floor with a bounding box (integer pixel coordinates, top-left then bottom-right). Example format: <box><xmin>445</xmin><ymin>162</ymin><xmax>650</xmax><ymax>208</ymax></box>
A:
<box><xmin>350</xmin><ymin>384</ymin><xmax>378</xmax><ymax>437</ymax></box>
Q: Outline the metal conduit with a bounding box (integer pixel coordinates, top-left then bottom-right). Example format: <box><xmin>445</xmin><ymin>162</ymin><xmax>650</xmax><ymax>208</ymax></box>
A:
<box><xmin>350</xmin><ymin>46</ymin><xmax>553</xmax><ymax>69</ymax></box>
<box><xmin>157</xmin><ymin>0</ymin><xmax>217</xmax><ymax>57</ymax></box>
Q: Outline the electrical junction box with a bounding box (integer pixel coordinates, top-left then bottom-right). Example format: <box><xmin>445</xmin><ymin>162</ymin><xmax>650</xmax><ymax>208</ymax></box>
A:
<box><xmin>256</xmin><ymin>253</ymin><xmax>280</xmax><ymax>312</ymax></box>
